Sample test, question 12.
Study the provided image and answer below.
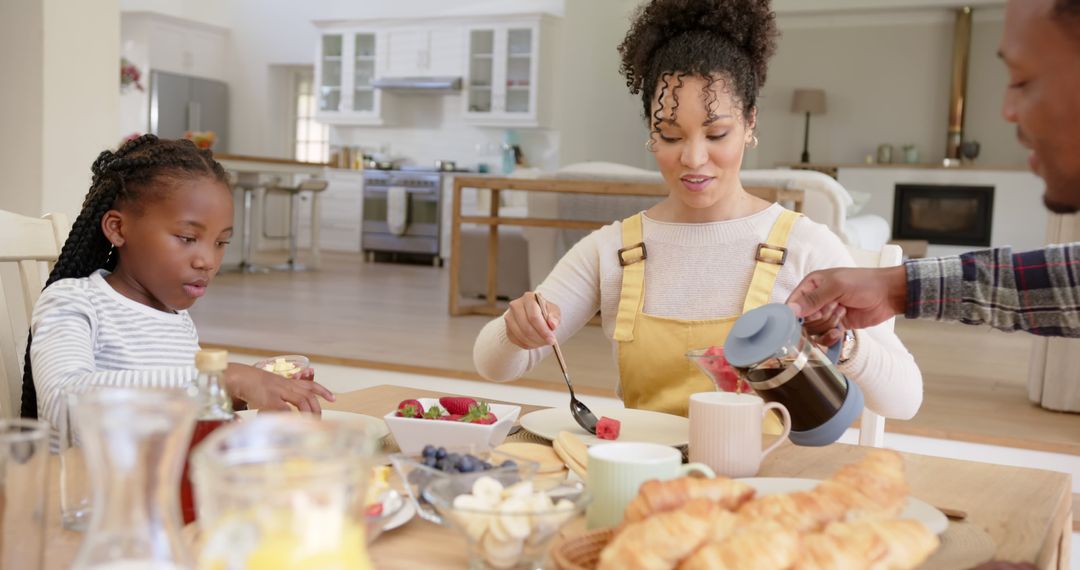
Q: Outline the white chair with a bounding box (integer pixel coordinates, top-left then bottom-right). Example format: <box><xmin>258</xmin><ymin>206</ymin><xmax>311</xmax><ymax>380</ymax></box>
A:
<box><xmin>0</xmin><ymin>210</ymin><xmax>70</xmax><ymax>418</ymax></box>
<box><xmin>847</xmin><ymin>243</ymin><xmax>903</xmax><ymax>447</ymax></box>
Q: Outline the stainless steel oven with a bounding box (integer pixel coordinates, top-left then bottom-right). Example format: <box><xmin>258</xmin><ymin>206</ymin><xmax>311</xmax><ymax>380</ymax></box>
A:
<box><xmin>362</xmin><ymin>169</ymin><xmax>442</xmax><ymax>264</ymax></box>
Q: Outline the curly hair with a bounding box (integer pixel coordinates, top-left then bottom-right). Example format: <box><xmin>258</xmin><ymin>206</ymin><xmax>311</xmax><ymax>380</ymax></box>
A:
<box><xmin>19</xmin><ymin>135</ymin><xmax>228</xmax><ymax>418</ymax></box>
<box><xmin>618</xmin><ymin>0</ymin><xmax>779</xmax><ymax>136</ymax></box>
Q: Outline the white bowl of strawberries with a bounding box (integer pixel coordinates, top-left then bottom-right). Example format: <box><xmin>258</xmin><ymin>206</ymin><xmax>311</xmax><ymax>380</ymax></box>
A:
<box><xmin>384</xmin><ymin>397</ymin><xmax>521</xmax><ymax>455</ymax></box>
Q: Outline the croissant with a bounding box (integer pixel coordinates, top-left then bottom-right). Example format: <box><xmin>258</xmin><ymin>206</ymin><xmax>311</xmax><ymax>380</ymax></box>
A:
<box><xmin>735</xmin><ymin>488</ymin><xmax>850</xmax><ymax>533</ymax></box>
<box><xmin>825</xmin><ymin>450</ymin><xmax>908</xmax><ymax>518</ymax></box>
<box><xmin>622</xmin><ymin>476</ymin><xmax>755</xmax><ymax>525</ymax></box>
<box><xmin>599</xmin><ymin>500</ymin><xmax>736</xmax><ymax>570</ymax></box>
<box><xmin>678</xmin><ymin>521</ymin><xmax>800</xmax><ymax>570</ymax></box>
<box><xmin>795</xmin><ymin>518</ymin><xmax>939</xmax><ymax>570</ymax></box>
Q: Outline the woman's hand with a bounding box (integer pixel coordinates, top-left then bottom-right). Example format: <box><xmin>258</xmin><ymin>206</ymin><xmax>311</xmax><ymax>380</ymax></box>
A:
<box><xmin>505</xmin><ymin>291</ymin><xmax>561</xmax><ymax>349</ymax></box>
<box><xmin>802</xmin><ymin>302</ymin><xmax>846</xmax><ymax>348</ymax></box>
<box><xmin>223</xmin><ymin>364</ymin><xmax>335</xmax><ymax>415</ymax></box>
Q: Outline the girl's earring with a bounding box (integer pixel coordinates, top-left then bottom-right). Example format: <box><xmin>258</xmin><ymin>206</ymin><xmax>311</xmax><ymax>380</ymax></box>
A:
<box><xmin>645</xmin><ymin>138</ymin><xmax>656</xmax><ymax>153</ymax></box>
<box><xmin>748</xmin><ymin>135</ymin><xmax>759</xmax><ymax>149</ymax></box>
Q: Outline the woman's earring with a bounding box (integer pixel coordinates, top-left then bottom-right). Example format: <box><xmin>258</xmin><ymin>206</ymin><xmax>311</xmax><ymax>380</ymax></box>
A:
<box><xmin>749</xmin><ymin>135</ymin><xmax>759</xmax><ymax>149</ymax></box>
<box><xmin>645</xmin><ymin>138</ymin><xmax>656</xmax><ymax>152</ymax></box>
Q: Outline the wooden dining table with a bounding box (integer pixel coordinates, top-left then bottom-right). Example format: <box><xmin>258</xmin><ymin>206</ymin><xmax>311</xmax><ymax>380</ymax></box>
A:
<box><xmin>44</xmin><ymin>384</ymin><xmax>1073</xmax><ymax>569</ymax></box>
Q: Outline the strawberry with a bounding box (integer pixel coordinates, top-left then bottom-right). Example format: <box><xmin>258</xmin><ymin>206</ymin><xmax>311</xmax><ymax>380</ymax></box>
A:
<box><xmin>422</xmin><ymin>405</ymin><xmax>446</xmax><ymax>420</ymax></box>
<box><xmin>700</xmin><ymin>347</ymin><xmax>747</xmax><ymax>393</ymax></box>
<box><xmin>364</xmin><ymin>502</ymin><xmax>384</xmax><ymax>517</ymax></box>
<box><xmin>395</xmin><ymin>399</ymin><xmax>424</xmax><ymax>418</ymax></box>
<box><xmin>438</xmin><ymin>414</ymin><xmax>464</xmax><ymax>421</ymax></box>
<box><xmin>439</xmin><ymin>396</ymin><xmax>478</xmax><ymax>416</ymax></box>
<box><xmin>460</xmin><ymin>402</ymin><xmax>498</xmax><ymax>425</ymax></box>
<box><xmin>596</xmin><ymin>416</ymin><xmax>621</xmax><ymax>440</ymax></box>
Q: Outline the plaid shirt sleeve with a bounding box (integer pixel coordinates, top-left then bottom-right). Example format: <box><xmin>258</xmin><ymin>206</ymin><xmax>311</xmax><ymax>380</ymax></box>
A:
<box><xmin>905</xmin><ymin>244</ymin><xmax>1080</xmax><ymax>337</ymax></box>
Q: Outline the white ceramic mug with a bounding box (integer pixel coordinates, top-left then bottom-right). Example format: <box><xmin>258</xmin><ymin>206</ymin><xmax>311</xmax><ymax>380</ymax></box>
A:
<box><xmin>586</xmin><ymin>442</ymin><xmax>714</xmax><ymax>529</ymax></box>
<box><xmin>688</xmin><ymin>392</ymin><xmax>792</xmax><ymax>478</ymax></box>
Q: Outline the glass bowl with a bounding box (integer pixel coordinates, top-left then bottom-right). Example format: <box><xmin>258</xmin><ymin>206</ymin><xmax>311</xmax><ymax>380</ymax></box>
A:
<box><xmin>424</xmin><ymin>473</ymin><xmax>590</xmax><ymax>570</ymax></box>
<box><xmin>389</xmin><ymin>446</ymin><xmax>539</xmax><ymax>524</ymax></box>
<box><xmin>253</xmin><ymin>354</ymin><xmax>310</xmax><ymax>379</ymax></box>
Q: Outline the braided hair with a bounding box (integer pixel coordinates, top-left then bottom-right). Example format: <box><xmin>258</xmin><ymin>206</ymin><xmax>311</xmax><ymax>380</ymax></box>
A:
<box><xmin>20</xmin><ymin>135</ymin><xmax>228</xmax><ymax>418</ymax></box>
<box><xmin>618</xmin><ymin>0</ymin><xmax>779</xmax><ymax>138</ymax></box>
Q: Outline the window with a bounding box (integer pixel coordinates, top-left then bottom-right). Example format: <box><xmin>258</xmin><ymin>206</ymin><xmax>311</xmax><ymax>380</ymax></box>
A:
<box><xmin>293</xmin><ymin>69</ymin><xmax>329</xmax><ymax>163</ymax></box>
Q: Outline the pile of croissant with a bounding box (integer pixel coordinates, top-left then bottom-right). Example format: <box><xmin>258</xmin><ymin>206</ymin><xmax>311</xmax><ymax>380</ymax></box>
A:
<box><xmin>597</xmin><ymin>450</ymin><xmax>940</xmax><ymax>570</ymax></box>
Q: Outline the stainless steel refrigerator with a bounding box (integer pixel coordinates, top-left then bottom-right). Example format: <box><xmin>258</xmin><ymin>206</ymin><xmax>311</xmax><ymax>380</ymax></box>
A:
<box><xmin>149</xmin><ymin>70</ymin><xmax>229</xmax><ymax>151</ymax></box>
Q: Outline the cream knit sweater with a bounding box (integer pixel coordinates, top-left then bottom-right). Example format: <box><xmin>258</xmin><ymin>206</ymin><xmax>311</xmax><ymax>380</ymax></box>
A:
<box><xmin>473</xmin><ymin>205</ymin><xmax>923</xmax><ymax>420</ymax></box>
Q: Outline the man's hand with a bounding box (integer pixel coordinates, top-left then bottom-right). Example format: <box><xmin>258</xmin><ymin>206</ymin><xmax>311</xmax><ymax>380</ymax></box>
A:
<box><xmin>786</xmin><ymin>266</ymin><xmax>908</xmax><ymax>329</ymax></box>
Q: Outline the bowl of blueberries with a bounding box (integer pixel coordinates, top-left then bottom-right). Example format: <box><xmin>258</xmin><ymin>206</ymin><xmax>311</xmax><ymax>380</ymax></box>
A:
<box><xmin>389</xmin><ymin>444</ymin><xmax>539</xmax><ymax>525</ymax></box>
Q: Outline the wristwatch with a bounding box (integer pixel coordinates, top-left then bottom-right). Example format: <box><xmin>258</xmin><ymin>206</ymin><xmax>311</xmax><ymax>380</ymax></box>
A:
<box><xmin>838</xmin><ymin>330</ymin><xmax>858</xmax><ymax>365</ymax></box>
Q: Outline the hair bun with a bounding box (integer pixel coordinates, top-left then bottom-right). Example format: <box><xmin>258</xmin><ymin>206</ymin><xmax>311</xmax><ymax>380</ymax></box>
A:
<box><xmin>619</xmin><ymin>0</ymin><xmax>778</xmax><ymax>95</ymax></box>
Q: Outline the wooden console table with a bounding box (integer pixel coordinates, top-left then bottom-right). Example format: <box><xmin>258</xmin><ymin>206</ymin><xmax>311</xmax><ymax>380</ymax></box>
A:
<box><xmin>448</xmin><ymin>176</ymin><xmax>804</xmax><ymax>317</ymax></box>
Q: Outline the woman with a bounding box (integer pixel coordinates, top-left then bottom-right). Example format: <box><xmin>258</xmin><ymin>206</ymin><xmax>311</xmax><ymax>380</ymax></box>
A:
<box><xmin>473</xmin><ymin>0</ymin><xmax>922</xmax><ymax>420</ymax></box>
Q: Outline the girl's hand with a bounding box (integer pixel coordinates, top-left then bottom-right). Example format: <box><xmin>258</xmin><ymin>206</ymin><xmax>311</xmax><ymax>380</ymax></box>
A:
<box><xmin>224</xmin><ymin>364</ymin><xmax>335</xmax><ymax>415</ymax></box>
<box><xmin>505</xmin><ymin>291</ymin><xmax>561</xmax><ymax>350</ymax></box>
<box><xmin>802</xmin><ymin>302</ymin><xmax>846</xmax><ymax>348</ymax></box>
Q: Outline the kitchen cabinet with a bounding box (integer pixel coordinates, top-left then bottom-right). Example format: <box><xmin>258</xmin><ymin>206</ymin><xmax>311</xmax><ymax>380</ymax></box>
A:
<box><xmin>298</xmin><ymin>170</ymin><xmax>365</xmax><ymax>252</ymax></box>
<box><xmin>464</xmin><ymin>15</ymin><xmax>556</xmax><ymax>128</ymax></box>
<box><xmin>314</xmin><ymin>28</ymin><xmax>384</xmax><ymax>125</ymax></box>
<box><xmin>383</xmin><ymin>27</ymin><xmax>464</xmax><ymax>78</ymax></box>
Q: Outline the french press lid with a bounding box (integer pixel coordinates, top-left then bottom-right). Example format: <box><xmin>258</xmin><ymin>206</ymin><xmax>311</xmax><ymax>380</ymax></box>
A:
<box><xmin>723</xmin><ymin>304</ymin><xmax>802</xmax><ymax>368</ymax></box>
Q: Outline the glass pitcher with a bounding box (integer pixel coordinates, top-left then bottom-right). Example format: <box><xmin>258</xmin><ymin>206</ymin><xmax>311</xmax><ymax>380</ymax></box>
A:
<box><xmin>70</xmin><ymin>388</ymin><xmax>198</xmax><ymax>570</ymax></box>
<box><xmin>191</xmin><ymin>415</ymin><xmax>377</xmax><ymax>570</ymax></box>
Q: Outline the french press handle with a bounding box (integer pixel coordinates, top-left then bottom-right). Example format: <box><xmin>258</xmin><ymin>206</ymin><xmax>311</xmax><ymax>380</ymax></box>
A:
<box><xmin>797</xmin><ymin>318</ymin><xmax>843</xmax><ymax>364</ymax></box>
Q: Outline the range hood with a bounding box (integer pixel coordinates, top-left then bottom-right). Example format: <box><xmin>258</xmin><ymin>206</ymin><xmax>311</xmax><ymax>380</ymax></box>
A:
<box><xmin>372</xmin><ymin>76</ymin><xmax>462</xmax><ymax>92</ymax></box>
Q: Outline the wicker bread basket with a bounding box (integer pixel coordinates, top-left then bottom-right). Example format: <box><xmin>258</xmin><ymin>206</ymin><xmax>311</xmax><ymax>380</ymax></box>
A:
<box><xmin>550</xmin><ymin>528</ymin><xmax>615</xmax><ymax>570</ymax></box>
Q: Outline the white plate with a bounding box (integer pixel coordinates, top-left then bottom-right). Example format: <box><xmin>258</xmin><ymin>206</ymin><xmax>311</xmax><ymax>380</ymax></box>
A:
<box><xmin>519</xmin><ymin>407</ymin><xmax>689</xmax><ymax>447</ymax></box>
<box><xmin>380</xmin><ymin>491</ymin><xmax>416</xmax><ymax>532</ymax></box>
<box><xmin>236</xmin><ymin>409</ymin><xmax>390</xmax><ymax>442</ymax></box>
<box><xmin>738</xmin><ymin>477</ymin><xmax>949</xmax><ymax>535</ymax></box>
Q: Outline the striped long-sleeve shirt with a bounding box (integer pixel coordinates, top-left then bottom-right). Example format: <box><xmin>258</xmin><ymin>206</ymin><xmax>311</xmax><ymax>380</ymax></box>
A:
<box><xmin>30</xmin><ymin>269</ymin><xmax>199</xmax><ymax>430</ymax></box>
<box><xmin>905</xmin><ymin>244</ymin><xmax>1080</xmax><ymax>337</ymax></box>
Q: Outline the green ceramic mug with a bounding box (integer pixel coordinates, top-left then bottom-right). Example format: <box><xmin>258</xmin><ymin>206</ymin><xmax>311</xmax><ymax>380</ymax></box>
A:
<box><xmin>585</xmin><ymin>442</ymin><xmax>715</xmax><ymax>529</ymax></box>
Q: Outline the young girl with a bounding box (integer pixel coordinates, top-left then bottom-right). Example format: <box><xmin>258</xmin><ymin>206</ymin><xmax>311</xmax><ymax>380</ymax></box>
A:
<box><xmin>474</xmin><ymin>0</ymin><xmax>923</xmax><ymax>420</ymax></box>
<box><xmin>23</xmin><ymin>135</ymin><xmax>334</xmax><ymax>427</ymax></box>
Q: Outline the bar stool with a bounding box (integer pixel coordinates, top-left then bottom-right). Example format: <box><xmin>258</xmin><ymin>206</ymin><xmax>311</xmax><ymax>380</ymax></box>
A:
<box><xmin>230</xmin><ymin>172</ymin><xmax>275</xmax><ymax>273</ymax></box>
<box><xmin>263</xmin><ymin>178</ymin><xmax>329</xmax><ymax>271</ymax></box>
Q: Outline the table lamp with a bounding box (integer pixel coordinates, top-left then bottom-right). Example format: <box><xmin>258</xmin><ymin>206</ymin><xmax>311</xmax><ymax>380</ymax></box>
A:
<box><xmin>792</xmin><ymin>88</ymin><xmax>826</xmax><ymax>163</ymax></box>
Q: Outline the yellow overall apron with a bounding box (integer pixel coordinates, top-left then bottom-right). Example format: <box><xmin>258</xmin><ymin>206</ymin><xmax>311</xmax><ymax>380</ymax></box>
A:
<box><xmin>614</xmin><ymin>209</ymin><xmax>801</xmax><ymax>424</ymax></box>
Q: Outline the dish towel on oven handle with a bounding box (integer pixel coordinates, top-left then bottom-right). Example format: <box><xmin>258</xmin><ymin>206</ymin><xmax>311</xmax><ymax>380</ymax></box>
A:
<box><xmin>387</xmin><ymin>186</ymin><xmax>408</xmax><ymax>236</ymax></box>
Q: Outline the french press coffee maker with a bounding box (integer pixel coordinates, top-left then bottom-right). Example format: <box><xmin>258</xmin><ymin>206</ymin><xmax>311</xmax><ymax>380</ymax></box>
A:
<box><xmin>722</xmin><ymin>303</ymin><xmax>864</xmax><ymax>446</ymax></box>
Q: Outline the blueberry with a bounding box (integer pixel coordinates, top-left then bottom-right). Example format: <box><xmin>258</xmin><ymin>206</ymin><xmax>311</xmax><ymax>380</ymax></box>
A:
<box><xmin>500</xmin><ymin>460</ymin><xmax>517</xmax><ymax>469</ymax></box>
<box><xmin>480</xmin><ymin>461</ymin><xmax>493</xmax><ymax>471</ymax></box>
<box><xmin>435</xmin><ymin>447</ymin><xmax>448</xmax><ymax>460</ymax></box>
<box><xmin>447</xmin><ymin>453</ymin><xmax>462</xmax><ymax>467</ymax></box>
<box><xmin>436</xmin><ymin>458</ymin><xmax>450</xmax><ymax>472</ymax></box>
<box><xmin>422</xmin><ymin>445</ymin><xmax>437</xmax><ymax>459</ymax></box>
<box><xmin>459</xmin><ymin>456</ymin><xmax>477</xmax><ymax>472</ymax></box>
<box><xmin>422</xmin><ymin>455</ymin><xmax>438</xmax><ymax>468</ymax></box>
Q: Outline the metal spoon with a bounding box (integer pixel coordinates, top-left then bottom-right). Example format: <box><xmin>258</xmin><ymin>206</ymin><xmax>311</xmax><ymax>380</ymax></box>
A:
<box><xmin>534</xmin><ymin>292</ymin><xmax>598</xmax><ymax>435</ymax></box>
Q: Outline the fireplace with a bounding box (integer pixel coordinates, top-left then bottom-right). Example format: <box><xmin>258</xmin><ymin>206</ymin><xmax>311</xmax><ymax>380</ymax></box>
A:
<box><xmin>892</xmin><ymin>184</ymin><xmax>994</xmax><ymax>246</ymax></box>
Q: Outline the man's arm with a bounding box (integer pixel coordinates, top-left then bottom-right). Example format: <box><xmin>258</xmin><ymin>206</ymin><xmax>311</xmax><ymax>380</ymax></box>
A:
<box><xmin>907</xmin><ymin>244</ymin><xmax>1080</xmax><ymax>337</ymax></box>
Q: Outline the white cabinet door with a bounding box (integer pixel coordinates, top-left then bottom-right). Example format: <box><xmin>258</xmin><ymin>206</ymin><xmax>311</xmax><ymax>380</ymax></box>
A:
<box><xmin>463</xmin><ymin>20</ymin><xmax>541</xmax><ymax>127</ymax></box>
<box><xmin>427</xmin><ymin>27</ymin><xmax>465</xmax><ymax>77</ymax></box>
<box><xmin>315</xmin><ymin>30</ymin><xmax>383</xmax><ymax>125</ymax></box>
<box><xmin>316</xmin><ymin>174</ymin><xmax>364</xmax><ymax>253</ymax></box>
<box><xmin>465</xmin><ymin>28</ymin><xmax>497</xmax><ymax>116</ymax></box>
<box><xmin>384</xmin><ymin>28</ymin><xmax>427</xmax><ymax>77</ymax></box>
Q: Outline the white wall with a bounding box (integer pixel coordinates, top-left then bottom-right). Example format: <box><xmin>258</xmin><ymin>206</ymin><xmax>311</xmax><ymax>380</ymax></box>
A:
<box><xmin>553</xmin><ymin>0</ymin><xmax>652</xmax><ymax>169</ymax></box>
<box><xmin>752</xmin><ymin>9</ymin><xmax>1025</xmax><ymax>170</ymax></box>
<box><xmin>0</xmin><ymin>0</ymin><xmax>120</xmax><ymax>222</ymax></box>
<box><xmin>0</xmin><ymin>0</ymin><xmax>44</xmax><ymax>217</ymax></box>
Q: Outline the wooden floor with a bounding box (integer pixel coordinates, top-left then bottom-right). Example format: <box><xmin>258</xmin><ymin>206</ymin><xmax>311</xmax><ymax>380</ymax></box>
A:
<box><xmin>191</xmin><ymin>252</ymin><xmax>1080</xmax><ymax>455</ymax></box>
